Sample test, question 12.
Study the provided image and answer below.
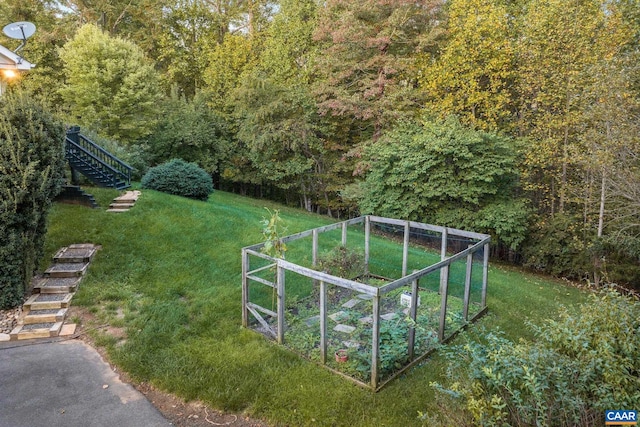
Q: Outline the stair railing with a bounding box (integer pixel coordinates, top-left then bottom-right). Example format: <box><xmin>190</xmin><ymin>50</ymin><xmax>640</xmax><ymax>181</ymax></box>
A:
<box><xmin>66</xmin><ymin>127</ymin><xmax>133</xmax><ymax>188</ymax></box>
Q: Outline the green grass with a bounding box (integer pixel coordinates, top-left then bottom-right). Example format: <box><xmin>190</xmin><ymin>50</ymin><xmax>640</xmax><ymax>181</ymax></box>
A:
<box><xmin>43</xmin><ymin>188</ymin><xmax>590</xmax><ymax>426</ymax></box>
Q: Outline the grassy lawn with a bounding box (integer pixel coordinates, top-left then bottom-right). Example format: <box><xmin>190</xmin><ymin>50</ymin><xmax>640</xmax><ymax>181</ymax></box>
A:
<box><xmin>43</xmin><ymin>188</ymin><xmax>590</xmax><ymax>426</ymax></box>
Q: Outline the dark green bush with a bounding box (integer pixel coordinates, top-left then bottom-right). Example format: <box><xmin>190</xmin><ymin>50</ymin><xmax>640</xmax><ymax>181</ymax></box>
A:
<box><xmin>0</xmin><ymin>90</ymin><xmax>66</xmax><ymax>309</ymax></box>
<box><xmin>141</xmin><ymin>158</ymin><xmax>214</xmax><ymax>201</ymax></box>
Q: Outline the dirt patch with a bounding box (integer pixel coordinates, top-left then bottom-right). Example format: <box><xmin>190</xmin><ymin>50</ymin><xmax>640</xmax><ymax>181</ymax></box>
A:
<box><xmin>68</xmin><ymin>307</ymin><xmax>269</xmax><ymax>427</ymax></box>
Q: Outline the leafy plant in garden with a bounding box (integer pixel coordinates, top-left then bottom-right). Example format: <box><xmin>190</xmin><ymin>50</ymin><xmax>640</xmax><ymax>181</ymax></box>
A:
<box><xmin>425</xmin><ymin>290</ymin><xmax>640</xmax><ymax>427</ymax></box>
<box><xmin>316</xmin><ymin>245</ymin><xmax>365</xmax><ymax>278</ymax></box>
<box><xmin>260</xmin><ymin>208</ymin><xmax>288</xmax><ymax>259</ymax></box>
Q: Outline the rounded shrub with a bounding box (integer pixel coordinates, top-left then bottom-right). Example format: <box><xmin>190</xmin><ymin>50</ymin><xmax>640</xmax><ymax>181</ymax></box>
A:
<box><xmin>141</xmin><ymin>159</ymin><xmax>214</xmax><ymax>201</ymax></box>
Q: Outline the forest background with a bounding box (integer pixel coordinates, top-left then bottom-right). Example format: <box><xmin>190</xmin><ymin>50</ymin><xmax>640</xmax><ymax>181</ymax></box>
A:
<box><xmin>2</xmin><ymin>0</ymin><xmax>640</xmax><ymax>288</ymax></box>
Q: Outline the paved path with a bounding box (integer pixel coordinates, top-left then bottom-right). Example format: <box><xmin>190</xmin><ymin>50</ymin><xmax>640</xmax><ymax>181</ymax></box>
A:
<box><xmin>0</xmin><ymin>339</ymin><xmax>171</xmax><ymax>427</ymax></box>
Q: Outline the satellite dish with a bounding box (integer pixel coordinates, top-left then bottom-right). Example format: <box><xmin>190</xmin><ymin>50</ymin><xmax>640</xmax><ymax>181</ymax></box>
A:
<box><xmin>3</xmin><ymin>22</ymin><xmax>36</xmax><ymax>57</ymax></box>
<box><xmin>3</xmin><ymin>22</ymin><xmax>36</xmax><ymax>40</ymax></box>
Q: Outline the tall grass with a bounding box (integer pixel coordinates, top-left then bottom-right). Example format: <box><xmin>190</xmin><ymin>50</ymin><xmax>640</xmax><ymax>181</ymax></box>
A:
<box><xmin>44</xmin><ymin>188</ymin><xmax>589</xmax><ymax>426</ymax></box>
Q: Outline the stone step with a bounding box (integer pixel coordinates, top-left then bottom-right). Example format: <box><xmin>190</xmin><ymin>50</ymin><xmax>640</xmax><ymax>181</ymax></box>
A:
<box><xmin>23</xmin><ymin>308</ymin><xmax>68</xmax><ymax>324</ymax></box>
<box><xmin>23</xmin><ymin>293</ymin><xmax>74</xmax><ymax>311</ymax></box>
<box><xmin>9</xmin><ymin>321</ymin><xmax>63</xmax><ymax>340</ymax></box>
<box><xmin>106</xmin><ymin>208</ymin><xmax>130</xmax><ymax>213</ymax></box>
<box><xmin>33</xmin><ymin>277</ymin><xmax>82</xmax><ymax>294</ymax></box>
<box><xmin>53</xmin><ymin>244</ymin><xmax>97</xmax><ymax>264</ymax></box>
<box><xmin>44</xmin><ymin>262</ymin><xmax>89</xmax><ymax>278</ymax></box>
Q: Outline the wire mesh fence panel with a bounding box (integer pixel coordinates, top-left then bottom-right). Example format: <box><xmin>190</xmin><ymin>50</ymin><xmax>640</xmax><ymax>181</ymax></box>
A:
<box><xmin>242</xmin><ymin>216</ymin><xmax>491</xmax><ymax>390</ymax></box>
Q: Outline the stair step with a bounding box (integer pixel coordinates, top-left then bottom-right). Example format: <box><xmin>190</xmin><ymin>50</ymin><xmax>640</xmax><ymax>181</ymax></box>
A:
<box><xmin>33</xmin><ymin>277</ymin><xmax>81</xmax><ymax>294</ymax></box>
<box><xmin>24</xmin><ymin>293</ymin><xmax>74</xmax><ymax>310</ymax></box>
<box><xmin>23</xmin><ymin>308</ymin><xmax>67</xmax><ymax>324</ymax></box>
<box><xmin>109</xmin><ymin>202</ymin><xmax>135</xmax><ymax>209</ymax></box>
<box><xmin>114</xmin><ymin>190</ymin><xmax>141</xmax><ymax>203</ymax></box>
<box><xmin>44</xmin><ymin>262</ymin><xmax>89</xmax><ymax>278</ymax></box>
<box><xmin>107</xmin><ymin>208</ymin><xmax>131</xmax><ymax>213</ymax></box>
<box><xmin>53</xmin><ymin>245</ymin><xmax>97</xmax><ymax>263</ymax></box>
<box><xmin>9</xmin><ymin>321</ymin><xmax>63</xmax><ymax>340</ymax></box>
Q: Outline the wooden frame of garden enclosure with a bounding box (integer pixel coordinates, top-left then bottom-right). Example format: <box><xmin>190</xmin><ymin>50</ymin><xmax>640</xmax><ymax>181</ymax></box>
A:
<box><xmin>241</xmin><ymin>215</ymin><xmax>490</xmax><ymax>391</ymax></box>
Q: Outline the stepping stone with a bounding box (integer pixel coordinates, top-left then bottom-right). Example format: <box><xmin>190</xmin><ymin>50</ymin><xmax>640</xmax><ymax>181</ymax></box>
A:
<box><xmin>342</xmin><ymin>340</ymin><xmax>360</xmax><ymax>349</ymax></box>
<box><xmin>333</xmin><ymin>324</ymin><xmax>356</xmax><ymax>334</ymax></box>
<box><xmin>381</xmin><ymin>313</ymin><xmax>398</xmax><ymax>321</ymax></box>
<box><xmin>106</xmin><ymin>208</ymin><xmax>130</xmax><ymax>213</ymax></box>
<box><xmin>329</xmin><ymin>311</ymin><xmax>347</xmax><ymax>322</ymax></box>
<box><xmin>305</xmin><ymin>315</ymin><xmax>320</xmax><ymax>327</ymax></box>
<box><xmin>342</xmin><ymin>298</ymin><xmax>361</xmax><ymax>309</ymax></box>
<box><xmin>44</xmin><ymin>262</ymin><xmax>89</xmax><ymax>278</ymax></box>
<box><xmin>357</xmin><ymin>294</ymin><xmax>374</xmax><ymax>300</ymax></box>
<box><xmin>359</xmin><ymin>316</ymin><xmax>373</xmax><ymax>324</ymax></box>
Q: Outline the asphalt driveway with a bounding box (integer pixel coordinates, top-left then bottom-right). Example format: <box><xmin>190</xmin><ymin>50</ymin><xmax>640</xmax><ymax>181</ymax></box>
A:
<box><xmin>0</xmin><ymin>338</ymin><xmax>171</xmax><ymax>427</ymax></box>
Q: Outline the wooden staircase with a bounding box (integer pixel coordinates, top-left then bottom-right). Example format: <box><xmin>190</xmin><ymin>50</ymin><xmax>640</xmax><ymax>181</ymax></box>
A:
<box><xmin>9</xmin><ymin>244</ymin><xmax>98</xmax><ymax>340</ymax></box>
<box><xmin>65</xmin><ymin>126</ymin><xmax>133</xmax><ymax>190</ymax></box>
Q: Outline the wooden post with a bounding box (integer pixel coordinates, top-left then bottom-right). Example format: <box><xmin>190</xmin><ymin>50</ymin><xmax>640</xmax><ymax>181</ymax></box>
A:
<box><xmin>341</xmin><ymin>221</ymin><xmax>347</xmax><ymax>246</ymax></box>
<box><xmin>439</xmin><ymin>228</ymin><xmax>448</xmax><ymax>294</ymax></box>
<box><xmin>408</xmin><ymin>277</ymin><xmax>419</xmax><ymax>360</ymax></box>
<box><xmin>241</xmin><ymin>249</ymin><xmax>249</xmax><ymax>328</ymax></box>
<box><xmin>320</xmin><ymin>280</ymin><xmax>327</xmax><ymax>364</ymax></box>
<box><xmin>277</xmin><ymin>263</ymin><xmax>285</xmax><ymax>344</ymax></box>
<box><xmin>371</xmin><ymin>294</ymin><xmax>380</xmax><ymax>389</ymax></box>
<box><xmin>463</xmin><ymin>246</ymin><xmax>473</xmax><ymax>321</ymax></box>
<box><xmin>312</xmin><ymin>229</ymin><xmax>318</xmax><ymax>267</ymax></box>
<box><xmin>364</xmin><ymin>216</ymin><xmax>371</xmax><ymax>277</ymax></box>
<box><xmin>482</xmin><ymin>243</ymin><xmax>489</xmax><ymax>308</ymax></box>
<box><xmin>402</xmin><ymin>222</ymin><xmax>410</xmax><ymax>277</ymax></box>
<box><xmin>438</xmin><ymin>264</ymin><xmax>449</xmax><ymax>342</ymax></box>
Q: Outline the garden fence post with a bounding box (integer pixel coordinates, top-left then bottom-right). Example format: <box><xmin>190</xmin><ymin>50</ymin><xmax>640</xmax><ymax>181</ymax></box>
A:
<box><xmin>463</xmin><ymin>245</ymin><xmax>473</xmax><ymax>321</ymax></box>
<box><xmin>438</xmin><ymin>264</ymin><xmax>450</xmax><ymax>342</ymax></box>
<box><xmin>408</xmin><ymin>277</ymin><xmax>419</xmax><ymax>360</ymax></box>
<box><xmin>312</xmin><ymin>229</ymin><xmax>318</xmax><ymax>267</ymax></box>
<box><xmin>371</xmin><ymin>294</ymin><xmax>380</xmax><ymax>389</ymax></box>
<box><xmin>439</xmin><ymin>228</ymin><xmax>448</xmax><ymax>294</ymax></box>
<box><xmin>365</xmin><ymin>216</ymin><xmax>371</xmax><ymax>277</ymax></box>
<box><xmin>402</xmin><ymin>222</ymin><xmax>410</xmax><ymax>276</ymax></box>
<box><xmin>277</xmin><ymin>263</ymin><xmax>285</xmax><ymax>344</ymax></box>
<box><xmin>241</xmin><ymin>249</ymin><xmax>249</xmax><ymax>328</ymax></box>
<box><xmin>341</xmin><ymin>221</ymin><xmax>347</xmax><ymax>246</ymax></box>
<box><xmin>320</xmin><ymin>280</ymin><xmax>327</xmax><ymax>364</ymax></box>
<box><xmin>482</xmin><ymin>242</ymin><xmax>489</xmax><ymax>308</ymax></box>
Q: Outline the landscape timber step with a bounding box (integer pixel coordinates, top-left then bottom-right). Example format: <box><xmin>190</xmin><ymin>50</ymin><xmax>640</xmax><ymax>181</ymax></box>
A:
<box><xmin>9</xmin><ymin>321</ymin><xmax>63</xmax><ymax>340</ymax></box>
<box><xmin>33</xmin><ymin>277</ymin><xmax>82</xmax><ymax>294</ymax></box>
<box><xmin>109</xmin><ymin>202</ymin><xmax>135</xmax><ymax>209</ymax></box>
<box><xmin>44</xmin><ymin>262</ymin><xmax>89</xmax><ymax>278</ymax></box>
<box><xmin>53</xmin><ymin>244</ymin><xmax>97</xmax><ymax>263</ymax></box>
<box><xmin>22</xmin><ymin>308</ymin><xmax>68</xmax><ymax>324</ymax></box>
<box><xmin>23</xmin><ymin>293</ymin><xmax>74</xmax><ymax>310</ymax></box>
<box><xmin>113</xmin><ymin>190</ymin><xmax>141</xmax><ymax>203</ymax></box>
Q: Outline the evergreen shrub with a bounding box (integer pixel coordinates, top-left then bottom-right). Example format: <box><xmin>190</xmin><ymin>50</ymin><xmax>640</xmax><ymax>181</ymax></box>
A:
<box><xmin>0</xmin><ymin>91</ymin><xmax>66</xmax><ymax>309</ymax></box>
<box><xmin>141</xmin><ymin>158</ymin><xmax>214</xmax><ymax>201</ymax></box>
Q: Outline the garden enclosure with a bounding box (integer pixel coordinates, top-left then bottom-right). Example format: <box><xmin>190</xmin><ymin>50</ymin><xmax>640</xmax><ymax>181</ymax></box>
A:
<box><xmin>241</xmin><ymin>216</ymin><xmax>490</xmax><ymax>390</ymax></box>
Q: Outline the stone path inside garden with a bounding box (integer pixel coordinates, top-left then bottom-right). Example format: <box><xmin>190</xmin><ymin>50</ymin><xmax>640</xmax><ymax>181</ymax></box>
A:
<box><xmin>107</xmin><ymin>190</ymin><xmax>142</xmax><ymax>212</ymax></box>
<box><xmin>4</xmin><ymin>244</ymin><xmax>98</xmax><ymax>341</ymax></box>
